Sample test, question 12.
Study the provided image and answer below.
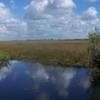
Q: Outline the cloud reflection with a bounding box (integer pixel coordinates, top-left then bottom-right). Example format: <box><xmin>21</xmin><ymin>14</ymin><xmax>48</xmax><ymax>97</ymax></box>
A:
<box><xmin>25</xmin><ymin>63</ymin><xmax>91</xmax><ymax>98</ymax></box>
<box><xmin>0</xmin><ymin>60</ymin><xmax>20</xmax><ymax>81</ymax></box>
<box><xmin>0</xmin><ymin>67</ymin><xmax>10</xmax><ymax>80</ymax></box>
<box><xmin>0</xmin><ymin>61</ymin><xmax>91</xmax><ymax>99</ymax></box>
<box><xmin>26</xmin><ymin>63</ymin><xmax>49</xmax><ymax>81</ymax></box>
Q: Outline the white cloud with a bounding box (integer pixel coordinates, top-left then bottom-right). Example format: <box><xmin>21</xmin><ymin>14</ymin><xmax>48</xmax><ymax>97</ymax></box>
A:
<box><xmin>0</xmin><ymin>1</ymin><xmax>100</xmax><ymax>40</ymax></box>
<box><xmin>86</xmin><ymin>7</ymin><xmax>97</xmax><ymax>17</ymax></box>
<box><xmin>24</xmin><ymin>0</ymin><xmax>100</xmax><ymax>39</ymax></box>
<box><xmin>25</xmin><ymin>0</ymin><xmax>76</xmax><ymax>14</ymax></box>
<box><xmin>25</xmin><ymin>0</ymin><xmax>48</xmax><ymax>15</ymax></box>
<box><xmin>82</xmin><ymin>7</ymin><xmax>98</xmax><ymax>20</ymax></box>
<box><xmin>0</xmin><ymin>3</ymin><xmax>11</xmax><ymax>21</ymax></box>
<box><xmin>80</xmin><ymin>7</ymin><xmax>100</xmax><ymax>35</ymax></box>
<box><xmin>53</xmin><ymin>0</ymin><xmax>76</xmax><ymax>9</ymax></box>
<box><xmin>0</xmin><ymin>2</ymin><xmax>27</xmax><ymax>40</ymax></box>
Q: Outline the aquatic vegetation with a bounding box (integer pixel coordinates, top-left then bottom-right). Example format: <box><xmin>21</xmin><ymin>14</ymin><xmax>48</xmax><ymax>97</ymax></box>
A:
<box><xmin>0</xmin><ymin>51</ymin><xmax>10</xmax><ymax>67</ymax></box>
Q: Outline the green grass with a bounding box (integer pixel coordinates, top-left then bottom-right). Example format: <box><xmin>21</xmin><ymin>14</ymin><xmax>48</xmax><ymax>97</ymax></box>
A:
<box><xmin>0</xmin><ymin>51</ymin><xmax>10</xmax><ymax>67</ymax></box>
<box><xmin>0</xmin><ymin>51</ymin><xmax>10</xmax><ymax>60</ymax></box>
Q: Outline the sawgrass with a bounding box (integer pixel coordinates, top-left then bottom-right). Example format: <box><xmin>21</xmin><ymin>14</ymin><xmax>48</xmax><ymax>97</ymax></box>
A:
<box><xmin>0</xmin><ymin>40</ymin><xmax>89</xmax><ymax>67</ymax></box>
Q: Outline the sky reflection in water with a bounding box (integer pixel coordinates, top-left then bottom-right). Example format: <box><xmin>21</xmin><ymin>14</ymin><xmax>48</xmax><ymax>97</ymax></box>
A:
<box><xmin>0</xmin><ymin>60</ymin><xmax>91</xmax><ymax>100</ymax></box>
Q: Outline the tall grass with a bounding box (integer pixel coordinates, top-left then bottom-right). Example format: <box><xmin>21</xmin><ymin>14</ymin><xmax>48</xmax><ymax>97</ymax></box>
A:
<box><xmin>0</xmin><ymin>40</ymin><xmax>89</xmax><ymax>67</ymax></box>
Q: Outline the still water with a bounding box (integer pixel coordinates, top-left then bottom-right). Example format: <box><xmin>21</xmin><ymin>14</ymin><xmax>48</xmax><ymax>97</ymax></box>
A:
<box><xmin>0</xmin><ymin>61</ymin><xmax>91</xmax><ymax>100</ymax></box>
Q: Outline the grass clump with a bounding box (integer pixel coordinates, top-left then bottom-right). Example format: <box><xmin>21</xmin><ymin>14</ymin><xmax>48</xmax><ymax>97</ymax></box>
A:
<box><xmin>0</xmin><ymin>51</ymin><xmax>10</xmax><ymax>66</ymax></box>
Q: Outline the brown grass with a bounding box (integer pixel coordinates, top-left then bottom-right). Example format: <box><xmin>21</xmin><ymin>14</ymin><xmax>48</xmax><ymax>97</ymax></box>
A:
<box><xmin>0</xmin><ymin>40</ymin><xmax>90</xmax><ymax>67</ymax></box>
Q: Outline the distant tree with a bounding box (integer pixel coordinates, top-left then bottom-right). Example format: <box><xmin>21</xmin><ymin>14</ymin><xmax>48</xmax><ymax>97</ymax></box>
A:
<box><xmin>89</xmin><ymin>28</ymin><xmax>100</xmax><ymax>45</ymax></box>
<box><xmin>89</xmin><ymin>28</ymin><xmax>100</xmax><ymax>67</ymax></box>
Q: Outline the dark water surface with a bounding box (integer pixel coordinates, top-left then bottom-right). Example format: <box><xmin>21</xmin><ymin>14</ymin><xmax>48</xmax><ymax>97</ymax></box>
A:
<box><xmin>0</xmin><ymin>61</ymin><xmax>91</xmax><ymax>100</ymax></box>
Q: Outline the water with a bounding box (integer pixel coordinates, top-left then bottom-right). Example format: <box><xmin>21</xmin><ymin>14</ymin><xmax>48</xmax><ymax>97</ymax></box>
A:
<box><xmin>0</xmin><ymin>60</ymin><xmax>91</xmax><ymax>100</ymax></box>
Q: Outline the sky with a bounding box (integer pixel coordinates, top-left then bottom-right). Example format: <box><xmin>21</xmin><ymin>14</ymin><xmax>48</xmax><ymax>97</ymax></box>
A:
<box><xmin>0</xmin><ymin>0</ymin><xmax>100</xmax><ymax>40</ymax></box>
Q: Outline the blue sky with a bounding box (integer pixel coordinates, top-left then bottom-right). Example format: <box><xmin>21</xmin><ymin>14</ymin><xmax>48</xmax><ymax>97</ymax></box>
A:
<box><xmin>0</xmin><ymin>0</ymin><xmax>100</xmax><ymax>40</ymax></box>
<box><xmin>75</xmin><ymin>0</ymin><xmax>100</xmax><ymax>15</ymax></box>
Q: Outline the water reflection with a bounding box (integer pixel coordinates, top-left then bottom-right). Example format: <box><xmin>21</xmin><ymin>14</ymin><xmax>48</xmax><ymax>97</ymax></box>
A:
<box><xmin>0</xmin><ymin>60</ymin><xmax>91</xmax><ymax>100</ymax></box>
